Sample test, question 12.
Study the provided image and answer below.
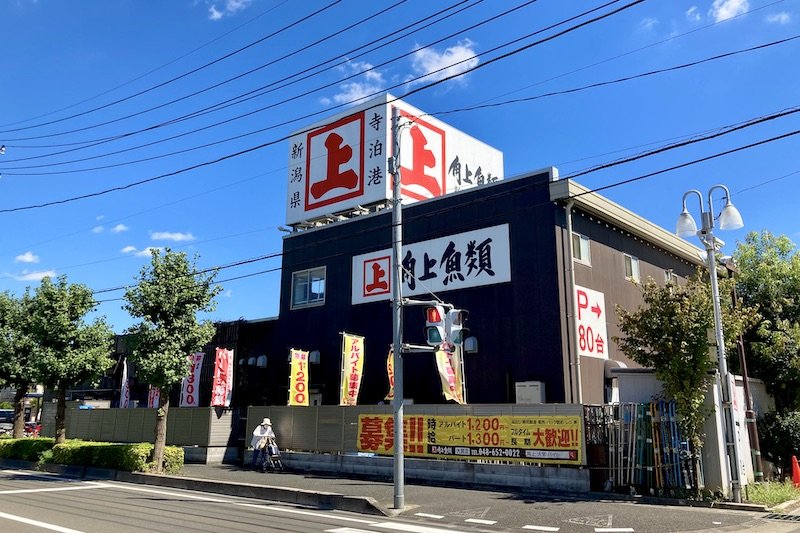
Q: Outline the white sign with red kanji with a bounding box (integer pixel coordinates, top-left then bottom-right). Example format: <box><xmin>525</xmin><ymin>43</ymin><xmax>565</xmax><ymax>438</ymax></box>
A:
<box><xmin>574</xmin><ymin>285</ymin><xmax>608</xmax><ymax>359</ymax></box>
<box><xmin>351</xmin><ymin>224</ymin><xmax>511</xmax><ymax>305</ymax></box>
<box><xmin>286</xmin><ymin>94</ymin><xmax>503</xmax><ymax>225</ymax></box>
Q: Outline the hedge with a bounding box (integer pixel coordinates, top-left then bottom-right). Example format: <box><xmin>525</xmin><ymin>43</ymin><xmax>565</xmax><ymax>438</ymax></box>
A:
<box><xmin>0</xmin><ymin>438</ymin><xmax>184</xmax><ymax>474</ymax></box>
<box><xmin>0</xmin><ymin>438</ymin><xmax>55</xmax><ymax>461</ymax></box>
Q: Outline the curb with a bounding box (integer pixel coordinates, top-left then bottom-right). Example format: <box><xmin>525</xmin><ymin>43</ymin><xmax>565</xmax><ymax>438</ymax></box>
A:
<box><xmin>0</xmin><ymin>460</ymin><xmax>391</xmax><ymax>516</ymax></box>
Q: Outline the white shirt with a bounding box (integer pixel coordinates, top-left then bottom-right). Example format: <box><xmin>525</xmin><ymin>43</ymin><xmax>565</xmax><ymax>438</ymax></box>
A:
<box><xmin>250</xmin><ymin>424</ymin><xmax>275</xmax><ymax>449</ymax></box>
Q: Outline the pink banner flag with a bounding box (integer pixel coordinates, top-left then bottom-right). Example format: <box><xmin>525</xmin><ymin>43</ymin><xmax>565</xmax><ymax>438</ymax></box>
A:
<box><xmin>211</xmin><ymin>347</ymin><xmax>234</xmax><ymax>407</ymax></box>
<box><xmin>180</xmin><ymin>352</ymin><xmax>205</xmax><ymax>407</ymax></box>
<box><xmin>119</xmin><ymin>358</ymin><xmax>130</xmax><ymax>408</ymax></box>
<box><xmin>147</xmin><ymin>386</ymin><xmax>161</xmax><ymax>409</ymax></box>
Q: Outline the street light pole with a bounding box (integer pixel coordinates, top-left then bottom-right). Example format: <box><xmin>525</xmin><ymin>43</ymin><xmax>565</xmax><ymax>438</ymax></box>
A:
<box><xmin>677</xmin><ymin>184</ymin><xmax>744</xmax><ymax>503</ymax></box>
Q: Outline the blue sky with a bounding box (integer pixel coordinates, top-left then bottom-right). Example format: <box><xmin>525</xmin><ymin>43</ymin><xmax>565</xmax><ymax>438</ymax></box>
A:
<box><xmin>0</xmin><ymin>0</ymin><xmax>797</xmax><ymax>332</ymax></box>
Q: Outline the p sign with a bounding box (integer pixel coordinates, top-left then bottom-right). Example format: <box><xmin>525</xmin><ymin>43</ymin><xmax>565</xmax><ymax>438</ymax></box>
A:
<box><xmin>574</xmin><ymin>285</ymin><xmax>608</xmax><ymax>359</ymax></box>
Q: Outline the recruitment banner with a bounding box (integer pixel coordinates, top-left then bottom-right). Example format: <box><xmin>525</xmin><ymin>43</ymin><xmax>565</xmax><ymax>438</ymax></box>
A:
<box><xmin>211</xmin><ymin>347</ymin><xmax>234</xmax><ymax>407</ymax></box>
<box><xmin>180</xmin><ymin>352</ymin><xmax>204</xmax><ymax>407</ymax></box>
<box><xmin>357</xmin><ymin>414</ymin><xmax>582</xmax><ymax>465</ymax></box>
<box><xmin>339</xmin><ymin>333</ymin><xmax>365</xmax><ymax>406</ymax></box>
<box><xmin>119</xmin><ymin>358</ymin><xmax>130</xmax><ymax>409</ymax></box>
<box><xmin>385</xmin><ymin>347</ymin><xmax>394</xmax><ymax>401</ymax></box>
<box><xmin>434</xmin><ymin>347</ymin><xmax>464</xmax><ymax>404</ymax></box>
<box><xmin>147</xmin><ymin>386</ymin><xmax>161</xmax><ymax>409</ymax></box>
<box><xmin>288</xmin><ymin>349</ymin><xmax>309</xmax><ymax>406</ymax></box>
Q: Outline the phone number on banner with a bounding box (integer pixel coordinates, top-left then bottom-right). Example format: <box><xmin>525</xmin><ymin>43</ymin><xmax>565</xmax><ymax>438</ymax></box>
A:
<box><xmin>428</xmin><ymin>445</ymin><xmax>578</xmax><ymax>461</ymax></box>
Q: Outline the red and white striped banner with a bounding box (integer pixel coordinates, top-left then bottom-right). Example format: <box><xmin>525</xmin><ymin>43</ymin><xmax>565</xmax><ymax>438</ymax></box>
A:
<box><xmin>180</xmin><ymin>352</ymin><xmax>204</xmax><ymax>407</ymax></box>
<box><xmin>210</xmin><ymin>347</ymin><xmax>234</xmax><ymax>407</ymax></box>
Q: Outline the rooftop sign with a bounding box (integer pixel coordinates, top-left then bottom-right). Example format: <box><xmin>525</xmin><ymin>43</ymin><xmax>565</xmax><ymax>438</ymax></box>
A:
<box><xmin>286</xmin><ymin>94</ymin><xmax>504</xmax><ymax>225</ymax></box>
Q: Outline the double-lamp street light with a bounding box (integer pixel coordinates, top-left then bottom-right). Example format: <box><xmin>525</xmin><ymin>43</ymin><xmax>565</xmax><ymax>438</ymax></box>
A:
<box><xmin>676</xmin><ymin>184</ymin><xmax>744</xmax><ymax>503</ymax></box>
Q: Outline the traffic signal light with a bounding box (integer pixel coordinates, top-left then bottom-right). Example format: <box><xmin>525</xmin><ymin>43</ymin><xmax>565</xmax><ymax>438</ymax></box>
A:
<box><xmin>446</xmin><ymin>309</ymin><xmax>469</xmax><ymax>345</ymax></box>
<box><xmin>424</xmin><ymin>305</ymin><xmax>447</xmax><ymax>346</ymax></box>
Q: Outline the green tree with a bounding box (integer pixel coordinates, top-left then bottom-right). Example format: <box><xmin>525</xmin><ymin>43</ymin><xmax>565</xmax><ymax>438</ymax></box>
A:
<box><xmin>0</xmin><ymin>290</ymin><xmax>36</xmax><ymax>438</ymax></box>
<box><xmin>124</xmin><ymin>249</ymin><xmax>220</xmax><ymax>472</ymax></box>
<box><xmin>30</xmin><ymin>276</ymin><xmax>114</xmax><ymax>444</ymax></box>
<box><xmin>733</xmin><ymin>231</ymin><xmax>800</xmax><ymax>412</ymax></box>
<box><xmin>615</xmin><ymin>275</ymin><xmax>754</xmax><ymax>492</ymax></box>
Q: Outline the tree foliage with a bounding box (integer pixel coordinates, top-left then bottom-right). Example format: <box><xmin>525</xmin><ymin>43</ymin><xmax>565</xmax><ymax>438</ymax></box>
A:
<box><xmin>0</xmin><ymin>291</ymin><xmax>37</xmax><ymax>438</ymax></box>
<box><xmin>123</xmin><ymin>249</ymin><xmax>220</xmax><ymax>472</ymax></box>
<box><xmin>29</xmin><ymin>276</ymin><xmax>114</xmax><ymax>444</ymax></box>
<box><xmin>733</xmin><ymin>231</ymin><xmax>800</xmax><ymax>411</ymax></box>
<box><xmin>615</xmin><ymin>275</ymin><xmax>755</xmax><ymax>452</ymax></box>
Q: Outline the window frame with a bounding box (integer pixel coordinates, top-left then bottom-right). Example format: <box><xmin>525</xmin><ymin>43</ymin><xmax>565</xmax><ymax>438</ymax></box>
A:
<box><xmin>571</xmin><ymin>232</ymin><xmax>591</xmax><ymax>266</ymax></box>
<box><xmin>665</xmin><ymin>269</ymin><xmax>679</xmax><ymax>285</ymax></box>
<box><xmin>624</xmin><ymin>253</ymin><xmax>641</xmax><ymax>283</ymax></box>
<box><xmin>291</xmin><ymin>266</ymin><xmax>327</xmax><ymax>309</ymax></box>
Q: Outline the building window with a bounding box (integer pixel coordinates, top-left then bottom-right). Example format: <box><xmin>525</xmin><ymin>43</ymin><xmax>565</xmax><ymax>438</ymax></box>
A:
<box><xmin>665</xmin><ymin>269</ymin><xmax>679</xmax><ymax>285</ymax></box>
<box><xmin>291</xmin><ymin>267</ymin><xmax>326</xmax><ymax>309</ymax></box>
<box><xmin>624</xmin><ymin>254</ymin><xmax>640</xmax><ymax>283</ymax></box>
<box><xmin>572</xmin><ymin>233</ymin><xmax>591</xmax><ymax>265</ymax></box>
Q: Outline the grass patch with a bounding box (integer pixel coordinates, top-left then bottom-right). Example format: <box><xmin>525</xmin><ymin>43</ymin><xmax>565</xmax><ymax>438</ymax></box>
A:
<box><xmin>745</xmin><ymin>481</ymin><xmax>800</xmax><ymax>508</ymax></box>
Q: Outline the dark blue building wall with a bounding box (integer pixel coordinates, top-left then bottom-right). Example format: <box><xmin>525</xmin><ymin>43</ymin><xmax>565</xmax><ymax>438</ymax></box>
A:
<box><xmin>275</xmin><ymin>170</ymin><xmax>568</xmax><ymax>405</ymax></box>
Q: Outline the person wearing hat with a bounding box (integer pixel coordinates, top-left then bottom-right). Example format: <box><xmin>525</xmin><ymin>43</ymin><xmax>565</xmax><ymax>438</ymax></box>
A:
<box><xmin>250</xmin><ymin>418</ymin><xmax>275</xmax><ymax>469</ymax></box>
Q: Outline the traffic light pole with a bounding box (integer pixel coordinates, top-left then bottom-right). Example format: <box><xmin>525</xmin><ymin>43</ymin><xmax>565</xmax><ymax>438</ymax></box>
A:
<box><xmin>390</xmin><ymin>107</ymin><xmax>406</xmax><ymax>510</ymax></box>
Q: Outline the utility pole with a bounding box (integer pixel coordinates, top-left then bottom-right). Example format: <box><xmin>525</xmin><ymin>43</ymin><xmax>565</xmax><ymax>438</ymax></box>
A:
<box><xmin>389</xmin><ymin>106</ymin><xmax>405</xmax><ymax>510</ymax></box>
<box><xmin>724</xmin><ymin>260</ymin><xmax>764</xmax><ymax>482</ymax></box>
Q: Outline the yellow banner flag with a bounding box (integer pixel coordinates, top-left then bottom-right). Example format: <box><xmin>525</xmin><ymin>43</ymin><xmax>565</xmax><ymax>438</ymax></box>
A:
<box><xmin>339</xmin><ymin>333</ymin><xmax>365</xmax><ymax>406</ymax></box>
<box><xmin>288</xmin><ymin>348</ymin><xmax>309</xmax><ymax>406</ymax></box>
<box><xmin>435</xmin><ymin>346</ymin><xmax>464</xmax><ymax>404</ymax></box>
<box><xmin>385</xmin><ymin>347</ymin><xmax>394</xmax><ymax>401</ymax></box>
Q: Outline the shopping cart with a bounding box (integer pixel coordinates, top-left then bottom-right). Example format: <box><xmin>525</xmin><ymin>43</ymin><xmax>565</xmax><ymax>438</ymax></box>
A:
<box><xmin>262</xmin><ymin>437</ymin><xmax>284</xmax><ymax>472</ymax></box>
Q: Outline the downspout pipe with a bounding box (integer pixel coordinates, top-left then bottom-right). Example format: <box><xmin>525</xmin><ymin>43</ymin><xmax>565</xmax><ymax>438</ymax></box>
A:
<box><xmin>565</xmin><ymin>200</ymin><xmax>583</xmax><ymax>405</ymax></box>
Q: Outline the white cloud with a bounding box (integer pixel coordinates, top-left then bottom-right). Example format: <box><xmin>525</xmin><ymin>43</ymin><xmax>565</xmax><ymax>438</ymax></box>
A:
<box><xmin>208</xmin><ymin>0</ymin><xmax>252</xmax><ymax>21</ymax></box>
<box><xmin>766</xmin><ymin>12</ymin><xmax>791</xmax><ymax>24</ymax></box>
<box><xmin>121</xmin><ymin>246</ymin><xmax>137</xmax><ymax>254</ymax></box>
<box><xmin>324</xmin><ymin>60</ymin><xmax>386</xmax><ymax>106</ymax></box>
<box><xmin>13</xmin><ymin>270</ymin><xmax>55</xmax><ymax>282</ymax></box>
<box><xmin>224</xmin><ymin>289</ymin><xmax>233</xmax><ymax>298</ymax></box>
<box><xmin>686</xmin><ymin>6</ymin><xmax>701</xmax><ymax>22</ymax></box>
<box><xmin>135</xmin><ymin>247</ymin><xmax>163</xmax><ymax>258</ymax></box>
<box><xmin>15</xmin><ymin>251</ymin><xmax>39</xmax><ymax>263</ymax></box>
<box><xmin>710</xmin><ymin>0</ymin><xmax>749</xmax><ymax>22</ymax></box>
<box><xmin>96</xmin><ymin>215</ymin><xmax>105</xmax><ymax>221</ymax></box>
<box><xmin>151</xmin><ymin>231</ymin><xmax>195</xmax><ymax>242</ymax></box>
<box><xmin>407</xmin><ymin>39</ymin><xmax>479</xmax><ymax>87</ymax></box>
<box><xmin>91</xmin><ymin>226</ymin><xmax>104</xmax><ymax>234</ymax></box>
<box><xmin>110</xmin><ymin>223</ymin><xmax>129</xmax><ymax>233</ymax></box>
<box><xmin>639</xmin><ymin>17</ymin><xmax>659</xmax><ymax>31</ymax></box>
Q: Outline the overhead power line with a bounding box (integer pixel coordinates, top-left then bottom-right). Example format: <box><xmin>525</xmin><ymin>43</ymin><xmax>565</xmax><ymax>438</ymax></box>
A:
<box><xmin>0</xmin><ymin>0</ymin><xmax>292</xmax><ymax>129</ymax></box>
<box><xmin>0</xmin><ymin>0</ymin><xmax>641</xmax><ymax>210</ymax></box>
<box><xmin>0</xmin><ymin>1</ymin><xmax>344</xmax><ymax>136</ymax></box>
<box><xmin>0</xmin><ymin>0</ymin><xmax>501</xmax><ymax>151</ymax></box>
<box><xmin>6</xmin><ymin>33</ymin><xmax>797</xmax><ymax>176</ymax></box>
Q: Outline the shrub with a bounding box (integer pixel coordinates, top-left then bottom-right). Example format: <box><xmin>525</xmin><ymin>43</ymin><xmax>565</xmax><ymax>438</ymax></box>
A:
<box><xmin>0</xmin><ymin>438</ymin><xmax>55</xmax><ymax>461</ymax></box>
<box><xmin>758</xmin><ymin>411</ymin><xmax>800</xmax><ymax>471</ymax></box>
<box><xmin>50</xmin><ymin>441</ymin><xmax>183</xmax><ymax>473</ymax></box>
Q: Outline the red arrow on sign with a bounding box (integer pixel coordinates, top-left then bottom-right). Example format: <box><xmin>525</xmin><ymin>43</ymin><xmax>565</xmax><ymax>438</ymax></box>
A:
<box><xmin>591</xmin><ymin>303</ymin><xmax>602</xmax><ymax>318</ymax></box>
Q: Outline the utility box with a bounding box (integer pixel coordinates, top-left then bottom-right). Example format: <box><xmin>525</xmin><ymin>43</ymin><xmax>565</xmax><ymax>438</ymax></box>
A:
<box><xmin>515</xmin><ymin>381</ymin><xmax>546</xmax><ymax>404</ymax></box>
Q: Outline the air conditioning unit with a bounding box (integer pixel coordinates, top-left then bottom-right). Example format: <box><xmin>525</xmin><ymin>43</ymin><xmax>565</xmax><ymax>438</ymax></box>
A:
<box><xmin>515</xmin><ymin>381</ymin><xmax>546</xmax><ymax>404</ymax></box>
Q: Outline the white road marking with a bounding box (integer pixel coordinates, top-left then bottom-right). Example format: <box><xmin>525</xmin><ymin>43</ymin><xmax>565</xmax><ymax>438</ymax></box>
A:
<box><xmin>414</xmin><ymin>513</ymin><xmax>444</xmax><ymax>519</ymax></box>
<box><xmin>523</xmin><ymin>526</ymin><xmax>560</xmax><ymax>531</ymax></box>
<box><xmin>464</xmin><ymin>518</ymin><xmax>496</xmax><ymax>525</ymax></box>
<box><xmin>0</xmin><ymin>510</ymin><xmax>86</xmax><ymax>533</ymax></box>
<box><xmin>372</xmin><ymin>522</ymin><xmax>474</xmax><ymax>533</ymax></box>
<box><xmin>237</xmin><ymin>503</ymin><xmax>375</xmax><ymax>524</ymax></box>
<box><xmin>0</xmin><ymin>483</ymin><xmax>111</xmax><ymax>495</ymax></box>
<box><xmin>595</xmin><ymin>528</ymin><xmax>634</xmax><ymax>533</ymax></box>
<box><xmin>325</xmin><ymin>529</ymin><xmax>379</xmax><ymax>533</ymax></box>
<box><xmin>712</xmin><ymin>522</ymin><xmax>722</xmax><ymax>525</ymax></box>
<box><xmin>99</xmin><ymin>483</ymin><xmax>230</xmax><ymax>502</ymax></box>
<box><xmin>1</xmin><ymin>470</ymin><xmax>74</xmax><ymax>481</ymax></box>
